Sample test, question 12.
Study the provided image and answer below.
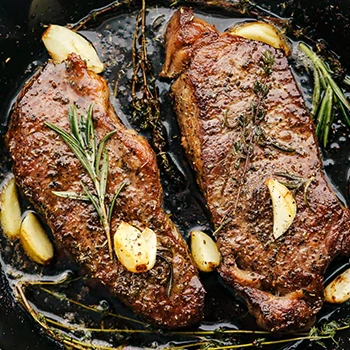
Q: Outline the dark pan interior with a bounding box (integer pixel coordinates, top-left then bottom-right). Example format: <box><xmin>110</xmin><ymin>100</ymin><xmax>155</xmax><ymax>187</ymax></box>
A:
<box><xmin>1</xmin><ymin>1</ymin><xmax>350</xmax><ymax>349</ymax></box>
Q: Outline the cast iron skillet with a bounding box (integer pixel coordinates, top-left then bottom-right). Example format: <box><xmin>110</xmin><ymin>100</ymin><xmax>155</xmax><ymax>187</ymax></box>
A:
<box><xmin>1</xmin><ymin>1</ymin><xmax>350</xmax><ymax>349</ymax></box>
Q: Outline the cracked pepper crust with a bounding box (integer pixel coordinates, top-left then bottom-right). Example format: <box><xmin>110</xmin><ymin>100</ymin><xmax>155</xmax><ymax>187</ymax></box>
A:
<box><xmin>162</xmin><ymin>8</ymin><xmax>350</xmax><ymax>332</ymax></box>
<box><xmin>6</xmin><ymin>54</ymin><xmax>205</xmax><ymax>328</ymax></box>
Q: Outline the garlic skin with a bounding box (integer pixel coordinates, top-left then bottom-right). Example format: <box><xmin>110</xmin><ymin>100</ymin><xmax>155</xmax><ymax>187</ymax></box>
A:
<box><xmin>20</xmin><ymin>212</ymin><xmax>54</xmax><ymax>265</ymax></box>
<box><xmin>191</xmin><ymin>230</ymin><xmax>221</xmax><ymax>272</ymax></box>
<box><xmin>228</xmin><ymin>22</ymin><xmax>290</xmax><ymax>56</ymax></box>
<box><xmin>114</xmin><ymin>222</ymin><xmax>157</xmax><ymax>273</ymax></box>
<box><xmin>42</xmin><ymin>24</ymin><xmax>104</xmax><ymax>73</ymax></box>
<box><xmin>265</xmin><ymin>178</ymin><xmax>297</xmax><ymax>240</ymax></box>
<box><xmin>325</xmin><ymin>268</ymin><xmax>350</xmax><ymax>304</ymax></box>
<box><xmin>0</xmin><ymin>177</ymin><xmax>22</xmax><ymax>240</ymax></box>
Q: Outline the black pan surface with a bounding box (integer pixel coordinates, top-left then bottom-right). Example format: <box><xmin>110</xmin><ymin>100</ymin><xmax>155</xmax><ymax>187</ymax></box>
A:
<box><xmin>1</xmin><ymin>1</ymin><xmax>350</xmax><ymax>349</ymax></box>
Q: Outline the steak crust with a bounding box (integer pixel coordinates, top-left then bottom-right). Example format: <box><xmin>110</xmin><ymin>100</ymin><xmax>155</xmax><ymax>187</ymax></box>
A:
<box><xmin>6</xmin><ymin>54</ymin><xmax>205</xmax><ymax>328</ymax></box>
<box><xmin>162</xmin><ymin>8</ymin><xmax>350</xmax><ymax>332</ymax></box>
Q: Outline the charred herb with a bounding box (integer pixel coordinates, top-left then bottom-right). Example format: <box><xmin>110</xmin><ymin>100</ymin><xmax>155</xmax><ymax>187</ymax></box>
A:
<box><xmin>275</xmin><ymin>172</ymin><xmax>315</xmax><ymax>211</ymax></box>
<box><xmin>131</xmin><ymin>0</ymin><xmax>169</xmax><ymax>170</ymax></box>
<box><xmin>299</xmin><ymin>43</ymin><xmax>350</xmax><ymax>147</ymax></box>
<box><xmin>45</xmin><ymin>104</ymin><xmax>126</xmax><ymax>260</ymax></box>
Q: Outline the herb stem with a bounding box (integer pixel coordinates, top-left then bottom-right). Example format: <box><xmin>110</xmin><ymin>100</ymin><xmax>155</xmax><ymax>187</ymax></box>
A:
<box><xmin>46</xmin><ymin>105</ymin><xmax>125</xmax><ymax>259</ymax></box>
<box><xmin>40</xmin><ymin>287</ymin><xmax>147</xmax><ymax>326</ymax></box>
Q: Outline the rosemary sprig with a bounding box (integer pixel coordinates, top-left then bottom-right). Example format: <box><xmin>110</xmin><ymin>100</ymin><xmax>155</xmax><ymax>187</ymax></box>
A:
<box><xmin>299</xmin><ymin>42</ymin><xmax>350</xmax><ymax>147</ymax></box>
<box><xmin>45</xmin><ymin>104</ymin><xmax>126</xmax><ymax>259</ymax></box>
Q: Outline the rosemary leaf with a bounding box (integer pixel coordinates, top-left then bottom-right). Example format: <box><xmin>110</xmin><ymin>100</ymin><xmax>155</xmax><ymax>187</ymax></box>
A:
<box><xmin>312</xmin><ymin>67</ymin><xmax>321</xmax><ymax>116</ymax></box>
<box><xmin>69</xmin><ymin>105</ymin><xmax>85</xmax><ymax>148</ymax></box>
<box><xmin>315</xmin><ymin>86</ymin><xmax>332</xmax><ymax>138</ymax></box>
<box><xmin>108</xmin><ymin>182</ymin><xmax>126</xmax><ymax>224</ymax></box>
<box><xmin>322</xmin><ymin>88</ymin><xmax>334</xmax><ymax>147</ymax></box>
<box><xmin>85</xmin><ymin>104</ymin><xmax>93</xmax><ymax>151</ymax></box>
<box><xmin>96</xmin><ymin>130</ymin><xmax>118</xmax><ymax>175</ymax></box>
<box><xmin>99</xmin><ymin>149</ymin><xmax>109</xmax><ymax>201</ymax></box>
<box><xmin>80</xmin><ymin>181</ymin><xmax>102</xmax><ymax>219</ymax></box>
<box><xmin>337</xmin><ymin>95</ymin><xmax>350</xmax><ymax>127</ymax></box>
<box><xmin>52</xmin><ymin>191</ymin><xmax>90</xmax><ymax>201</ymax></box>
<box><xmin>326</xmin><ymin>74</ymin><xmax>350</xmax><ymax>111</ymax></box>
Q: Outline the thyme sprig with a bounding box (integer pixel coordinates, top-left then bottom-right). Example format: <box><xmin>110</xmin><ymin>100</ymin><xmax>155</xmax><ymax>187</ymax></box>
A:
<box><xmin>16</xmin><ymin>279</ymin><xmax>350</xmax><ymax>350</ymax></box>
<box><xmin>299</xmin><ymin>42</ymin><xmax>350</xmax><ymax>147</ymax></box>
<box><xmin>131</xmin><ymin>0</ymin><xmax>169</xmax><ymax>169</ymax></box>
<box><xmin>231</xmin><ymin>50</ymin><xmax>275</xmax><ymax>213</ymax></box>
<box><xmin>45</xmin><ymin>104</ymin><xmax>126</xmax><ymax>259</ymax></box>
<box><xmin>216</xmin><ymin>50</ymin><xmax>275</xmax><ymax>232</ymax></box>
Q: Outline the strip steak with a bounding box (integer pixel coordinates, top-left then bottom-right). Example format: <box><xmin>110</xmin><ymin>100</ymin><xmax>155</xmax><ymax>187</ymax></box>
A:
<box><xmin>6</xmin><ymin>53</ymin><xmax>205</xmax><ymax>328</ymax></box>
<box><xmin>161</xmin><ymin>8</ymin><xmax>350</xmax><ymax>332</ymax></box>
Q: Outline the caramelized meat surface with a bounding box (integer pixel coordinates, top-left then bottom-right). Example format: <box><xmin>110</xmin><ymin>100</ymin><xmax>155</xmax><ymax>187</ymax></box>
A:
<box><xmin>6</xmin><ymin>54</ymin><xmax>204</xmax><ymax>328</ymax></box>
<box><xmin>162</xmin><ymin>8</ymin><xmax>350</xmax><ymax>332</ymax></box>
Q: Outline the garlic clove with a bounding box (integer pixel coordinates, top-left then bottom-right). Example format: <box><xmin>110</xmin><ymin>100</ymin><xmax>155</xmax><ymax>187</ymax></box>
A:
<box><xmin>0</xmin><ymin>177</ymin><xmax>22</xmax><ymax>240</ymax></box>
<box><xmin>228</xmin><ymin>22</ymin><xmax>290</xmax><ymax>56</ymax></box>
<box><xmin>114</xmin><ymin>222</ymin><xmax>157</xmax><ymax>273</ymax></box>
<box><xmin>42</xmin><ymin>24</ymin><xmax>104</xmax><ymax>73</ymax></box>
<box><xmin>325</xmin><ymin>268</ymin><xmax>350</xmax><ymax>304</ymax></box>
<box><xmin>20</xmin><ymin>212</ymin><xmax>54</xmax><ymax>265</ymax></box>
<box><xmin>190</xmin><ymin>230</ymin><xmax>221</xmax><ymax>272</ymax></box>
<box><xmin>266</xmin><ymin>178</ymin><xmax>297</xmax><ymax>240</ymax></box>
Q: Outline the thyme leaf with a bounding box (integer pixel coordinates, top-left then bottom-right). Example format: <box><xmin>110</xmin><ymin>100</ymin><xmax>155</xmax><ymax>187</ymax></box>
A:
<box><xmin>262</xmin><ymin>49</ymin><xmax>274</xmax><ymax>76</ymax></box>
<box><xmin>45</xmin><ymin>104</ymin><xmax>125</xmax><ymax>259</ymax></box>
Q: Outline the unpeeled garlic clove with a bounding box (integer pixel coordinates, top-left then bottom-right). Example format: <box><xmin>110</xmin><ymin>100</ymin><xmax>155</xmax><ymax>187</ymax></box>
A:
<box><xmin>266</xmin><ymin>178</ymin><xmax>297</xmax><ymax>240</ymax></box>
<box><xmin>114</xmin><ymin>222</ymin><xmax>157</xmax><ymax>273</ymax></box>
<box><xmin>42</xmin><ymin>24</ymin><xmax>104</xmax><ymax>73</ymax></box>
<box><xmin>190</xmin><ymin>230</ymin><xmax>221</xmax><ymax>272</ymax></box>
<box><xmin>228</xmin><ymin>21</ymin><xmax>290</xmax><ymax>56</ymax></box>
<box><xmin>325</xmin><ymin>268</ymin><xmax>350</xmax><ymax>304</ymax></box>
<box><xmin>0</xmin><ymin>177</ymin><xmax>22</xmax><ymax>240</ymax></box>
<box><xmin>20</xmin><ymin>212</ymin><xmax>54</xmax><ymax>265</ymax></box>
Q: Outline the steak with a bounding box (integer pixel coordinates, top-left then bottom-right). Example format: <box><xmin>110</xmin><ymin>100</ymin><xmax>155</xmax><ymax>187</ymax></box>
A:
<box><xmin>6</xmin><ymin>53</ymin><xmax>205</xmax><ymax>328</ymax></box>
<box><xmin>161</xmin><ymin>8</ymin><xmax>350</xmax><ymax>332</ymax></box>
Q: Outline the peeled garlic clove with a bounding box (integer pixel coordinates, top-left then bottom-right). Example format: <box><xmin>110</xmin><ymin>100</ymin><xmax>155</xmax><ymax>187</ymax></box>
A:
<box><xmin>42</xmin><ymin>24</ymin><xmax>104</xmax><ymax>73</ymax></box>
<box><xmin>191</xmin><ymin>230</ymin><xmax>221</xmax><ymax>272</ymax></box>
<box><xmin>114</xmin><ymin>222</ymin><xmax>157</xmax><ymax>273</ymax></box>
<box><xmin>266</xmin><ymin>178</ymin><xmax>297</xmax><ymax>240</ymax></box>
<box><xmin>325</xmin><ymin>268</ymin><xmax>350</xmax><ymax>304</ymax></box>
<box><xmin>0</xmin><ymin>177</ymin><xmax>22</xmax><ymax>239</ymax></box>
<box><xmin>20</xmin><ymin>212</ymin><xmax>54</xmax><ymax>265</ymax></box>
<box><xmin>228</xmin><ymin>22</ymin><xmax>290</xmax><ymax>56</ymax></box>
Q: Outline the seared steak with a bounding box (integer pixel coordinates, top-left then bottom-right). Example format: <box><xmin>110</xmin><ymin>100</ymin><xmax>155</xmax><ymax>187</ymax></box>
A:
<box><xmin>6</xmin><ymin>54</ymin><xmax>204</xmax><ymax>328</ymax></box>
<box><xmin>161</xmin><ymin>8</ymin><xmax>350</xmax><ymax>332</ymax></box>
